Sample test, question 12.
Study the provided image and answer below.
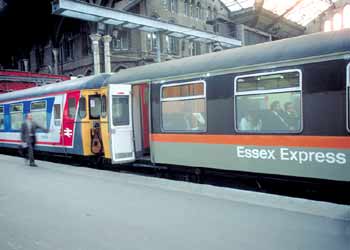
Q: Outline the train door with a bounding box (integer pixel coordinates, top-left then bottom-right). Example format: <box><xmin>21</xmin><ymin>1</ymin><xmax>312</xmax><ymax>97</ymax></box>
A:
<box><xmin>132</xmin><ymin>83</ymin><xmax>150</xmax><ymax>157</ymax></box>
<box><xmin>108</xmin><ymin>84</ymin><xmax>135</xmax><ymax>164</ymax></box>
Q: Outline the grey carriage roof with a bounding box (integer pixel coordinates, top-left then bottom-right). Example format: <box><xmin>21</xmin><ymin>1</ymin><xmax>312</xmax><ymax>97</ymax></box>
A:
<box><xmin>1</xmin><ymin>30</ymin><xmax>350</xmax><ymax>103</ymax></box>
<box><xmin>107</xmin><ymin>29</ymin><xmax>350</xmax><ymax>84</ymax></box>
<box><xmin>0</xmin><ymin>74</ymin><xmax>111</xmax><ymax>102</ymax></box>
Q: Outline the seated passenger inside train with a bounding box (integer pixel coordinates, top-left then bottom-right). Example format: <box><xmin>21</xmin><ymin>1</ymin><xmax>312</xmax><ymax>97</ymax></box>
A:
<box><xmin>238</xmin><ymin>111</ymin><xmax>262</xmax><ymax>131</ymax></box>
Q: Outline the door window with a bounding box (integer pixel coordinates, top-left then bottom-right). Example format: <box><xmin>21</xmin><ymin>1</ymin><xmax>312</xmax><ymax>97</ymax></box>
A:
<box><xmin>112</xmin><ymin>96</ymin><xmax>129</xmax><ymax>126</ymax></box>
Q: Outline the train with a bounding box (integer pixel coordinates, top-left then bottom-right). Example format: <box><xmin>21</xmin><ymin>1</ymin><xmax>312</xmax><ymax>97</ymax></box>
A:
<box><xmin>0</xmin><ymin>30</ymin><xmax>349</xmax><ymax>185</ymax></box>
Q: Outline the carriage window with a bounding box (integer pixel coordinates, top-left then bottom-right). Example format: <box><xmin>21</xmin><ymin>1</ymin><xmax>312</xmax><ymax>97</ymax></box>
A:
<box><xmin>89</xmin><ymin>95</ymin><xmax>101</xmax><ymax>119</ymax></box>
<box><xmin>54</xmin><ymin>104</ymin><xmax>61</xmax><ymax>120</ymax></box>
<box><xmin>235</xmin><ymin>70</ymin><xmax>302</xmax><ymax>133</ymax></box>
<box><xmin>347</xmin><ymin>63</ymin><xmax>350</xmax><ymax>131</ymax></box>
<box><xmin>68</xmin><ymin>98</ymin><xmax>76</xmax><ymax>118</ymax></box>
<box><xmin>10</xmin><ymin>103</ymin><xmax>23</xmax><ymax>130</ymax></box>
<box><xmin>0</xmin><ymin>106</ymin><xmax>4</xmax><ymax>130</ymax></box>
<box><xmin>31</xmin><ymin>101</ymin><xmax>47</xmax><ymax>129</ymax></box>
<box><xmin>78</xmin><ymin>97</ymin><xmax>86</xmax><ymax>119</ymax></box>
<box><xmin>112</xmin><ymin>96</ymin><xmax>129</xmax><ymax>126</ymax></box>
<box><xmin>101</xmin><ymin>95</ymin><xmax>107</xmax><ymax>118</ymax></box>
<box><xmin>54</xmin><ymin>104</ymin><xmax>61</xmax><ymax>127</ymax></box>
<box><xmin>161</xmin><ymin>81</ymin><xmax>206</xmax><ymax>132</ymax></box>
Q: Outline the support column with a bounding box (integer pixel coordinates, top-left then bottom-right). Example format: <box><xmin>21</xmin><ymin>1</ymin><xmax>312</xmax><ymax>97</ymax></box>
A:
<box><xmin>23</xmin><ymin>59</ymin><xmax>29</xmax><ymax>72</ymax></box>
<box><xmin>156</xmin><ymin>32</ymin><xmax>161</xmax><ymax>63</ymax></box>
<box><xmin>90</xmin><ymin>33</ymin><xmax>102</xmax><ymax>74</ymax></box>
<box><xmin>102</xmin><ymin>35</ymin><xmax>112</xmax><ymax>73</ymax></box>
<box><xmin>52</xmin><ymin>48</ymin><xmax>59</xmax><ymax>75</ymax></box>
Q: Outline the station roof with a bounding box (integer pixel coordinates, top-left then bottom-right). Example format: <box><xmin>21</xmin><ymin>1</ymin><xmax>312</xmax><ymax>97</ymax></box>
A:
<box><xmin>222</xmin><ymin>0</ymin><xmax>338</xmax><ymax>26</ymax></box>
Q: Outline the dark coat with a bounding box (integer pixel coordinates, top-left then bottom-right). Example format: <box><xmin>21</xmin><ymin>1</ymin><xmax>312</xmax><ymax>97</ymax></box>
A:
<box><xmin>20</xmin><ymin>121</ymin><xmax>46</xmax><ymax>145</ymax></box>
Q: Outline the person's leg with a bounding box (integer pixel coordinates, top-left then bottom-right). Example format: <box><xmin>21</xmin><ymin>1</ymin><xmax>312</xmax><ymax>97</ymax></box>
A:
<box><xmin>28</xmin><ymin>143</ymin><xmax>36</xmax><ymax>166</ymax></box>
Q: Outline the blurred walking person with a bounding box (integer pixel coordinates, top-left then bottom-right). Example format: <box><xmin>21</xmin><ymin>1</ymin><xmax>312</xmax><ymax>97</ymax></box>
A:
<box><xmin>20</xmin><ymin>113</ymin><xmax>47</xmax><ymax>167</ymax></box>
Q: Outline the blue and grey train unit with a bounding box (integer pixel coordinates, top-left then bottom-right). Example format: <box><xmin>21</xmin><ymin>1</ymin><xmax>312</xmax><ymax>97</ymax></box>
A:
<box><xmin>0</xmin><ymin>30</ymin><xmax>349</xmax><ymax>190</ymax></box>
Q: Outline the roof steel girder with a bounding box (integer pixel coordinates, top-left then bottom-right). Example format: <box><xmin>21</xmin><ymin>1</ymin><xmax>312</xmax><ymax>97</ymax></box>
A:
<box><xmin>52</xmin><ymin>0</ymin><xmax>241</xmax><ymax>47</ymax></box>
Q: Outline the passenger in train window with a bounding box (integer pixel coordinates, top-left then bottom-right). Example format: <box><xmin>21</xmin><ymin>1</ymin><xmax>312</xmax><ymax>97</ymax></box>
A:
<box><xmin>20</xmin><ymin>113</ymin><xmax>48</xmax><ymax>167</ymax></box>
<box><xmin>282</xmin><ymin>102</ymin><xmax>299</xmax><ymax>130</ymax></box>
<box><xmin>238</xmin><ymin>111</ymin><xmax>262</xmax><ymax>131</ymax></box>
<box><xmin>261</xmin><ymin>101</ymin><xmax>289</xmax><ymax>131</ymax></box>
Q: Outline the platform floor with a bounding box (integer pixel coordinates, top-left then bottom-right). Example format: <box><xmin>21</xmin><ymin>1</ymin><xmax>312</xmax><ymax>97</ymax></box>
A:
<box><xmin>0</xmin><ymin>154</ymin><xmax>349</xmax><ymax>250</ymax></box>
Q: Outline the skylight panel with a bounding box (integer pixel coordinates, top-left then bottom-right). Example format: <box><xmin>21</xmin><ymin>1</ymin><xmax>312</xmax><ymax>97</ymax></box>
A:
<box><xmin>223</xmin><ymin>0</ymin><xmax>339</xmax><ymax>26</ymax></box>
<box><xmin>221</xmin><ymin>0</ymin><xmax>255</xmax><ymax>12</ymax></box>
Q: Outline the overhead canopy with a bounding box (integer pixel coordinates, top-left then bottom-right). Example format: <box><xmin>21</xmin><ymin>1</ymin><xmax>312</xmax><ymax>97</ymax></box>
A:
<box><xmin>52</xmin><ymin>0</ymin><xmax>241</xmax><ymax>47</ymax></box>
<box><xmin>222</xmin><ymin>0</ymin><xmax>338</xmax><ymax>26</ymax></box>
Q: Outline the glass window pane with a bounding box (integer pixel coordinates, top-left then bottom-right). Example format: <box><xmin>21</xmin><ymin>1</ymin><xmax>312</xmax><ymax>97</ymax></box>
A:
<box><xmin>236</xmin><ymin>92</ymin><xmax>301</xmax><ymax>133</ymax></box>
<box><xmin>324</xmin><ymin>20</ymin><xmax>332</xmax><ymax>32</ymax></box>
<box><xmin>31</xmin><ymin>111</ymin><xmax>47</xmax><ymax>129</ymax></box>
<box><xmin>10</xmin><ymin>104</ymin><xmax>23</xmax><ymax>112</ymax></box>
<box><xmin>344</xmin><ymin>5</ymin><xmax>350</xmax><ymax>29</ymax></box>
<box><xmin>89</xmin><ymin>95</ymin><xmax>101</xmax><ymax>119</ymax></box>
<box><xmin>237</xmin><ymin>71</ymin><xmax>300</xmax><ymax>92</ymax></box>
<box><xmin>54</xmin><ymin>104</ymin><xmax>61</xmax><ymax>120</ymax></box>
<box><xmin>79</xmin><ymin>97</ymin><xmax>86</xmax><ymax>119</ymax></box>
<box><xmin>348</xmin><ymin>86</ymin><xmax>350</xmax><ymax>131</ymax></box>
<box><xmin>10</xmin><ymin>104</ymin><xmax>23</xmax><ymax>130</ymax></box>
<box><xmin>101</xmin><ymin>95</ymin><xmax>107</xmax><ymax>118</ymax></box>
<box><xmin>162</xmin><ymin>82</ymin><xmax>204</xmax><ymax>98</ymax></box>
<box><xmin>68</xmin><ymin>98</ymin><xmax>76</xmax><ymax>118</ymax></box>
<box><xmin>112</xmin><ymin>96</ymin><xmax>129</xmax><ymax>126</ymax></box>
<box><xmin>31</xmin><ymin>101</ymin><xmax>47</xmax><ymax>129</ymax></box>
<box><xmin>333</xmin><ymin>13</ymin><xmax>342</xmax><ymax>31</ymax></box>
<box><xmin>162</xmin><ymin>98</ymin><xmax>206</xmax><ymax>131</ymax></box>
<box><xmin>31</xmin><ymin>101</ymin><xmax>46</xmax><ymax>110</ymax></box>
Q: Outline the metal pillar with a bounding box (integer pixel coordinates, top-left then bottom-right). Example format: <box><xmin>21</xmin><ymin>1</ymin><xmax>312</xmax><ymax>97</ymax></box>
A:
<box><xmin>156</xmin><ymin>32</ymin><xmax>161</xmax><ymax>63</ymax></box>
<box><xmin>90</xmin><ymin>33</ymin><xmax>102</xmax><ymax>74</ymax></box>
<box><xmin>52</xmin><ymin>48</ymin><xmax>59</xmax><ymax>74</ymax></box>
<box><xmin>23</xmin><ymin>59</ymin><xmax>29</xmax><ymax>72</ymax></box>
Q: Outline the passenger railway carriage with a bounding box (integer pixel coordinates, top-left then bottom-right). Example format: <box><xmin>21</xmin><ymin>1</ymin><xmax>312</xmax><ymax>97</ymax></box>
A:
<box><xmin>0</xmin><ymin>30</ymin><xmax>349</xmax><ymax>184</ymax></box>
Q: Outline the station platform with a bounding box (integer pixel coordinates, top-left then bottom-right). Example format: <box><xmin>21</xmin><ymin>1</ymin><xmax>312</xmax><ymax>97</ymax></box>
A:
<box><xmin>0</xmin><ymin>154</ymin><xmax>349</xmax><ymax>250</ymax></box>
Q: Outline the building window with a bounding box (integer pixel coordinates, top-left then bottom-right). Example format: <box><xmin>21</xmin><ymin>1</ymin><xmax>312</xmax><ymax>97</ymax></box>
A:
<box><xmin>146</xmin><ymin>32</ymin><xmax>157</xmax><ymax>52</ymax></box>
<box><xmin>161</xmin><ymin>81</ymin><xmax>206</xmax><ymax>132</ymax></box>
<box><xmin>31</xmin><ymin>101</ymin><xmax>47</xmax><ymax>129</ymax></box>
<box><xmin>89</xmin><ymin>95</ymin><xmax>101</xmax><ymax>119</ymax></box>
<box><xmin>78</xmin><ymin>97</ymin><xmax>86</xmax><ymax>119</ymax></box>
<box><xmin>196</xmin><ymin>2</ymin><xmax>201</xmax><ymax>19</ymax></box>
<box><xmin>323</xmin><ymin>20</ymin><xmax>332</xmax><ymax>32</ymax></box>
<box><xmin>344</xmin><ymin>5</ymin><xmax>350</xmax><ymax>28</ymax></box>
<box><xmin>207</xmin><ymin>6</ymin><xmax>213</xmax><ymax>20</ymax></box>
<box><xmin>168</xmin><ymin>0</ymin><xmax>177</xmax><ymax>13</ymax></box>
<box><xmin>333</xmin><ymin>13</ymin><xmax>342</xmax><ymax>31</ymax></box>
<box><xmin>190</xmin><ymin>0</ymin><xmax>195</xmax><ymax>17</ymax></box>
<box><xmin>184</xmin><ymin>0</ymin><xmax>189</xmax><ymax>16</ymax></box>
<box><xmin>82</xmin><ymin>32</ymin><xmax>91</xmax><ymax>56</ymax></box>
<box><xmin>68</xmin><ymin>98</ymin><xmax>76</xmax><ymax>118</ymax></box>
<box><xmin>63</xmin><ymin>34</ymin><xmax>74</xmax><ymax>61</ymax></box>
<box><xmin>213</xmin><ymin>7</ymin><xmax>218</xmax><ymax>19</ymax></box>
<box><xmin>235</xmin><ymin>70</ymin><xmax>302</xmax><ymax>133</ymax></box>
<box><xmin>0</xmin><ymin>105</ymin><xmax>4</xmax><ymax>130</ymax></box>
<box><xmin>10</xmin><ymin>103</ymin><xmax>23</xmax><ymax>130</ymax></box>
<box><xmin>166</xmin><ymin>35</ymin><xmax>179</xmax><ymax>55</ymax></box>
<box><xmin>112</xmin><ymin>29</ymin><xmax>129</xmax><ymax>50</ymax></box>
<box><xmin>112</xmin><ymin>96</ymin><xmax>130</xmax><ymax>126</ymax></box>
<box><xmin>190</xmin><ymin>41</ymin><xmax>201</xmax><ymax>56</ymax></box>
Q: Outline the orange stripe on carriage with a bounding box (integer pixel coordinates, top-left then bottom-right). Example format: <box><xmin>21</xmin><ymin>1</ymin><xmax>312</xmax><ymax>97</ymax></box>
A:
<box><xmin>150</xmin><ymin>134</ymin><xmax>350</xmax><ymax>149</ymax></box>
